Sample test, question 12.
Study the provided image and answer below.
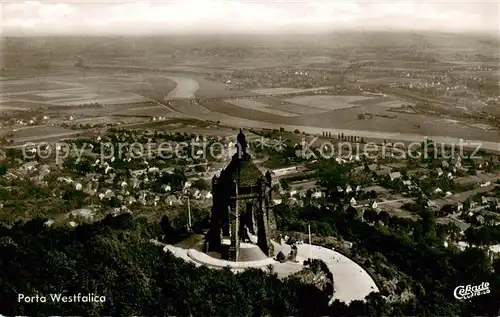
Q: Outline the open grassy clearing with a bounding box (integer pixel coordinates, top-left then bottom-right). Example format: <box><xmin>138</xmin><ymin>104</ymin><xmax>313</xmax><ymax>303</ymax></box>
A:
<box><xmin>356</xmin><ymin>76</ymin><xmax>423</xmax><ymax>85</ymax></box>
<box><xmin>0</xmin><ymin>100</ymin><xmax>50</xmax><ymax>111</ymax></box>
<box><xmin>1</xmin><ymin>72</ymin><xmax>152</xmax><ymax>108</ymax></box>
<box><xmin>288</xmin><ymin>107</ymin><xmax>500</xmax><ymax>142</ymax></box>
<box><xmin>57</xmin><ymin>95</ymin><xmax>147</xmax><ymax>106</ymax></box>
<box><xmin>350</xmin><ymin>97</ymin><xmax>409</xmax><ymax>109</ymax></box>
<box><xmin>10</xmin><ymin>125</ymin><xmax>75</xmax><ymax>139</ymax></box>
<box><xmin>224</xmin><ymin>99</ymin><xmax>298</xmax><ymax>117</ymax></box>
<box><xmin>118</xmin><ymin>107</ymin><xmax>176</xmax><ymax>118</ymax></box>
<box><xmin>251</xmin><ymin>86</ymin><xmax>334</xmax><ymax>95</ymax></box>
<box><xmin>168</xmin><ymin>126</ymin><xmax>236</xmax><ymax>137</ymax></box>
<box><xmin>3</xmin><ymin>86</ymin><xmax>90</xmax><ymax>97</ymax></box>
<box><xmin>248</xmin><ymin>96</ymin><xmax>326</xmax><ymax>115</ymax></box>
<box><xmin>201</xmin><ymin>100</ymin><xmax>284</xmax><ymax>123</ymax></box>
<box><xmin>0</xmin><ymin>80</ymin><xmax>71</xmax><ymax>93</ymax></box>
<box><xmin>0</xmin><ymin>105</ymin><xmax>29</xmax><ymax>111</ymax></box>
<box><xmin>284</xmin><ymin>95</ymin><xmax>373</xmax><ymax>110</ymax></box>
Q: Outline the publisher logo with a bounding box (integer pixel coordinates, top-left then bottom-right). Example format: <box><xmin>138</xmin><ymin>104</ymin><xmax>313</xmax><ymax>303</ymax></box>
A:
<box><xmin>453</xmin><ymin>282</ymin><xmax>490</xmax><ymax>300</ymax></box>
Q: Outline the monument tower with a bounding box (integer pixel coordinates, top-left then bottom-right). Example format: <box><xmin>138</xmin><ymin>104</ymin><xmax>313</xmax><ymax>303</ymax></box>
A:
<box><xmin>206</xmin><ymin>129</ymin><xmax>276</xmax><ymax>261</ymax></box>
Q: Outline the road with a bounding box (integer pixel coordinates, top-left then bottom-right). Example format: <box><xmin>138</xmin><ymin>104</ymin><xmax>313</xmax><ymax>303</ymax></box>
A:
<box><xmin>375</xmin><ymin>198</ymin><xmax>414</xmax><ymax>206</ymax></box>
<box><xmin>352</xmin><ymin>197</ymin><xmax>413</xmax><ymax>208</ymax></box>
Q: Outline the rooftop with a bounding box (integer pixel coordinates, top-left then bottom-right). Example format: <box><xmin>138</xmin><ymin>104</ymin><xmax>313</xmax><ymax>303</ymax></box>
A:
<box><xmin>219</xmin><ymin>153</ymin><xmax>263</xmax><ymax>186</ymax></box>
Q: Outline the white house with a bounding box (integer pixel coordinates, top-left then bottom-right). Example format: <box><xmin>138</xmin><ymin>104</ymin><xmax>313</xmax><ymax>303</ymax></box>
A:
<box><xmin>20</xmin><ymin>161</ymin><xmax>39</xmax><ymax>172</ymax></box>
<box><xmin>346</xmin><ymin>185</ymin><xmax>353</xmax><ymax>193</ymax></box>
<box><xmin>350</xmin><ymin>197</ymin><xmax>357</xmax><ymax>206</ymax></box>
<box><xmin>57</xmin><ymin>176</ymin><xmax>73</xmax><ymax>184</ymax></box>
<box><xmin>272</xmin><ymin>166</ymin><xmax>298</xmax><ymax>177</ymax></box>
<box><xmin>44</xmin><ymin>219</ymin><xmax>55</xmax><ymax>227</ymax></box>
<box><xmin>148</xmin><ymin>167</ymin><xmax>159</xmax><ymax>173</ymax></box>
<box><xmin>105</xmin><ymin>166</ymin><xmax>113</xmax><ymax>174</ymax></box>
<box><xmin>436</xmin><ymin>168</ymin><xmax>443</xmax><ymax>177</ymax></box>
<box><xmin>105</xmin><ymin>189</ymin><xmax>114</xmax><ymax>198</ymax></box>
<box><xmin>389</xmin><ymin>172</ymin><xmax>401</xmax><ymax>181</ymax></box>
<box><xmin>312</xmin><ymin>191</ymin><xmax>322</xmax><ymax>199</ymax></box>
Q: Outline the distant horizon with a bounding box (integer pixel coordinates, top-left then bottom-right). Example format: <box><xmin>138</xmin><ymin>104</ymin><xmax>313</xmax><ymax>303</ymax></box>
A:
<box><xmin>2</xmin><ymin>29</ymin><xmax>499</xmax><ymax>38</ymax></box>
<box><xmin>2</xmin><ymin>1</ymin><xmax>499</xmax><ymax>36</ymax></box>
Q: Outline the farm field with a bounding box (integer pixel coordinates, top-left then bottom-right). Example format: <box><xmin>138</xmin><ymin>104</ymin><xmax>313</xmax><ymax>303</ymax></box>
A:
<box><xmin>250</xmin><ymin>86</ymin><xmax>334</xmax><ymax>95</ymax></box>
<box><xmin>284</xmin><ymin>95</ymin><xmax>374</xmax><ymax>110</ymax></box>
<box><xmin>0</xmin><ymin>72</ymin><xmax>154</xmax><ymax>109</ymax></box>
<box><xmin>251</xmin><ymin>96</ymin><xmax>326</xmax><ymax>115</ymax></box>
<box><xmin>167</xmin><ymin>126</ymin><xmax>236</xmax><ymax>137</ymax></box>
<box><xmin>288</xmin><ymin>105</ymin><xmax>500</xmax><ymax>142</ymax></box>
<box><xmin>224</xmin><ymin>99</ymin><xmax>298</xmax><ymax>117</ymax></box>
<box><xmin>7</xmin><ymin>125</ymin><xmax>79</xmax><ymax>145</ymax></box>
<box><xmin>1</xmin><ymin>59</ymin><xmax>498</xmax><ymax>153</ymax></box>
<box><xmin>196</xmin><ymin>100</ymin><xmax>284</xmax><ymax>123</ymax></box>
<box><xmin>357</xmin><ymin>98</ymin><xmax>408</xmax><ymax>109</ymax></box>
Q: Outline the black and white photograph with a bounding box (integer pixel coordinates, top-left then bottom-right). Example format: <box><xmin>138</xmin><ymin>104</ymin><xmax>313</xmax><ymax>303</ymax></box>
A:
<box><xmin>0</xmin><ymin>1</ymin><xmax>499</xmax><ymax>316</ymax></box>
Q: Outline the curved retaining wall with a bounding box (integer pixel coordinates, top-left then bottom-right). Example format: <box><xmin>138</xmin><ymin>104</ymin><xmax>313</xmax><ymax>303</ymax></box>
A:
<box><xmin>296</xmin><ymin>244</ymin><xmax>379</xmax><ymax>304</ymax></box>
<box><xmin>187</xmin><ymin>248</ymin><xmax>277</xmax><ymax>269</ymax></box>
<box><xmin>330</xmin><ymin>246</ymin><xmax>383</xmax><ymax>295</ymax></box>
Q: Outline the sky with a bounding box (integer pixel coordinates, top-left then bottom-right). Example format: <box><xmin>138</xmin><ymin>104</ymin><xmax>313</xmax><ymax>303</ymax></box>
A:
<box><xmin>1</xmin><ymin>0</ymin><xmax>499</xmax><ymax>35</ymax></box>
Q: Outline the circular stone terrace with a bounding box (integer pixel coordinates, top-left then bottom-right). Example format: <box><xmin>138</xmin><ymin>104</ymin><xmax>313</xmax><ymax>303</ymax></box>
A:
<box><xmin>162</xmin><ymin>240</ymin><xmax>379</xmax><ymax>304</ymax></box>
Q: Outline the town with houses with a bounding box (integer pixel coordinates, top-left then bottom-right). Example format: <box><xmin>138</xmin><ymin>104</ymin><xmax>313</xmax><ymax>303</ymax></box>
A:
<box><xmin>2</xmin><ymin>123</ymin><xmax>499</xmax><ymax>256</ymax></box>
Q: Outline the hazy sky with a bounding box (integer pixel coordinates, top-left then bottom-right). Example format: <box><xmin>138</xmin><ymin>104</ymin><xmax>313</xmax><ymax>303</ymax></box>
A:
<box><xmin>1</xmin><ymin>0</ymin><xmax>499</xmax><ymax>35</ymax></box>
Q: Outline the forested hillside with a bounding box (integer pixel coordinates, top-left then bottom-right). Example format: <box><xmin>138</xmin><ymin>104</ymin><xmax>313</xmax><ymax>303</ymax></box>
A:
<box><xmin>0</xmin><ymin>214</ymin><xmax>330</xmax><ymax>316</ymax></box>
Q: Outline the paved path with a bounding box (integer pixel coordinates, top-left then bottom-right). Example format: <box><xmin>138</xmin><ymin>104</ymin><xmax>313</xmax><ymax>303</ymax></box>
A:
<box><xmin>295</xmin><ymin>244</ymin><xmax>379</xmax><ymax>304</ymax></box>
<box><xmin>160</xmin><ymin>241</ymin><xmax>378</xmax><ymax>304</ymax></box>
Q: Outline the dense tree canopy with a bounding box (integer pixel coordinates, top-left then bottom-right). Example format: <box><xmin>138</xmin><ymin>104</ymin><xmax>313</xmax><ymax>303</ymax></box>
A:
<box><xmin>0</xmin><ymin>215</ymin><xmax>333</xmax><ymax>316</ymax></box>
<box><xmin>274</xmin><ymin>200</ymin><xmax>500</xmax><ymax>316</ymax></box>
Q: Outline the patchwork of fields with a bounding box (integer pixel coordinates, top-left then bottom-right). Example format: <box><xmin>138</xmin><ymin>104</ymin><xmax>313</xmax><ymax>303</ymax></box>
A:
<box><xmin>224</xmin><ymin>99</ymin><xmax>298</xmax><ymax>117</ymax></box>
<box><xmin>1</xmin><ymin>75</ymin><xmax>149</xmax><ymax>108</ymax></box>
<box><xmin>284</xmin><ymin>95</ymin><xmax>373</xmax><ymax>110</ymax></box>
<box><xmin>2</xmin><ymin>69</ymin><xmax>499</xmax><ymax>148</ymax></box>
